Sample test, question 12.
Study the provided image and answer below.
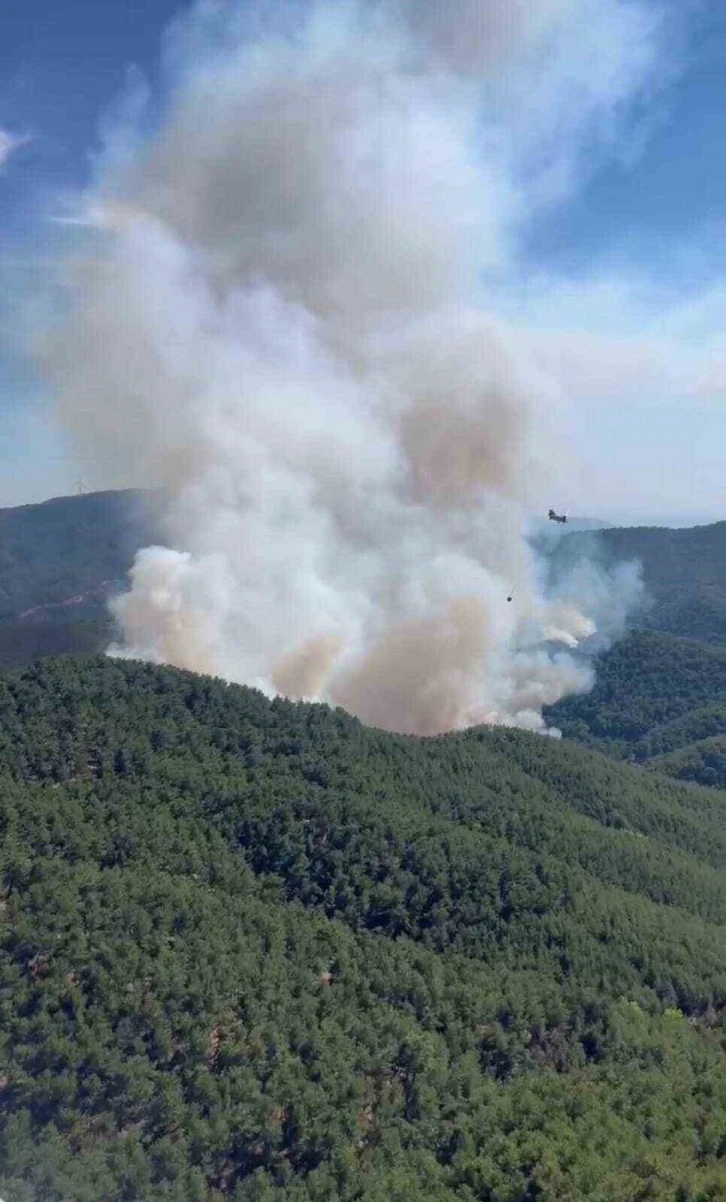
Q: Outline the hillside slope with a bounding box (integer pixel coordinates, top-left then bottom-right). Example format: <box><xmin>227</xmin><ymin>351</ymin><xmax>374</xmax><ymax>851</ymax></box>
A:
<box><xmin>550</xmin><ymin>520</ymin><xmax>726</xmax><ymax>645</ymax></box>
<box><xmin>1</xmin><ymin>656</ymin><xmax>726</xmax><ymax>1200</ymax></box>
<box><xmin>0</xmin><ymin>490</ymin><xmax>157</xmax><ymax>668</ymax></box>
<box><xmin>543</xmin><ymin>521</ymin><xmax>726</xmax><ymax>784</ymax></box>
<box><xmin>1</xmin><ymin>491</ymin><xmax>724</xmax><ymax>789</ymax></box>
<box><xmin>1</xmin><ymin>492</ymin><xmax>723</xmax><ymax>671</ymax></box>
<box><xmin>647</xmin><ymin>734</ymin><xmax>726</xmax><ymax>789</ymax></box>
<box><xmin>545</xmin><ymin>631</ymin><xmax>726</xmax><ymax>785</ymax></box>
<box><xmin>2</xmin><ymin>498</ymin><xmax>722</xmax><ymax>639</ymax></box>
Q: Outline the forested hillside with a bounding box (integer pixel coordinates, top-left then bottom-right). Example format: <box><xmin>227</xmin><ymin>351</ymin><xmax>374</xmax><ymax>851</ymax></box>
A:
<box><xmin>1</xmin><ymin>492</ymin><xmax>723</xmax><ymax>669</ymax></box>
<box><xmin>549</xmin><ymin>521</ymin><xmax>726</xmax><ymax>645</ymax></box>
<box><xmin>1</xmin><ymin>656</ymin><xmax>726</xmax><ymax>1200</ymax></box>
<box><xmin>1</xmin><ymin>490</ymin><xmax>724</xmax><ymax>787</ymax></box>
<box><xmin>543</xmin><ymin>522</ymin><xmax>726</xmax><ymax>785</ymax></box>
<box><xmin>0</xmin><ymin>490</ymin><xmax>157</xmax><ymax>668</ymax></box>
<box><xmin>545</xmin><ymin>631</ymin><xmax>726</xmax><ymax>787</ymax></box>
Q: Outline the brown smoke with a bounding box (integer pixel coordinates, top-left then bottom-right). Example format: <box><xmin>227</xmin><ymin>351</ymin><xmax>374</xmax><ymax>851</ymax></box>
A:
<box><xmin>331</xmin><ymin>598</ymin><xmax>489</xmax><ymax>736</ymax></box>
<box><xmin>272</xmin><ymin>635</ymin><xmax>344</xmax><ymax>699</ymax></box>
<box><xmin>41</xmin><ymin>0</ymin><xmax>656</xmax><ymax>734</ymax></box>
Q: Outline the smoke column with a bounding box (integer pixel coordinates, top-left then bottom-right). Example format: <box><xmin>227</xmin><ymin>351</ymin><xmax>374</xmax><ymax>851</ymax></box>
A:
<box><xmin>43</xmin><ymin>0</ymin><xmax>653</xmax><ymax>735</ymax></box>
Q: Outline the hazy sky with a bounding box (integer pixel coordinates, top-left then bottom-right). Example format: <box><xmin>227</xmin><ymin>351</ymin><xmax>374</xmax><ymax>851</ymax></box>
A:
<box><xmin>0</xmin><ymin>0</ymin><xmax>724</xmax><ymax>524</ymax></box>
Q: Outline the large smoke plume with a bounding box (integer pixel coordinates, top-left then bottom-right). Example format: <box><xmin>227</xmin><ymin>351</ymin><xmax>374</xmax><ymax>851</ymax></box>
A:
<box><xmin>42</xmin><ymin>0</ymin><xmax>655</xmax><ymax>734</ymax></box>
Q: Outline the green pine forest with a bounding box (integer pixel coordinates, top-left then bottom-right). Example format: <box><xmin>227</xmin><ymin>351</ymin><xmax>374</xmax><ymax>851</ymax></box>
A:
<box><xmin>545</xmin><ymin>632</ymin><xmax>726</xmax><ymax>789</ymax></box>
<box><xmin>1</xmin><ymin>654</ymin><xmax>726</xmax><ymax>1200</ymax></box>
<box><xmin>1</xmin><ymin>494</ymin><xmax>726</xmax><ymax>1198</ymax></box>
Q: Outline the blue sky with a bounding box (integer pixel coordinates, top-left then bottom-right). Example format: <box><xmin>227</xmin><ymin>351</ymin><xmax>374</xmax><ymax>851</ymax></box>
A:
<box><xmin>0</xmin><ymin>0</ymin><xmax>724</xmax><ymax>524</ymax></box>
<box><xmin>521</xmin><ymin>4</ymin><xmax>726</xmax><ymax>283</ymax></box>
<box><xmin>0</xmin><ymin>0</ymin><xmax>181</xmax><ymax>506</ymax></box>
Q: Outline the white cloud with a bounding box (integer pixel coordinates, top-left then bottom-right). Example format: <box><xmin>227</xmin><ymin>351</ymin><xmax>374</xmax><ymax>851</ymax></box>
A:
<box><xmin>492</xmin><ymin>267</ymin><xmax>726</xmax><ymax>519</ymax></box>
<box><xmin>504</xmin><ymin>269</ymin><xmax>725</xmax><ymax>403</ymax></box>
<box><xmin>0</xmin><ymin>129</ymin><xmax>30</xmax><ymax>170</ymax></box>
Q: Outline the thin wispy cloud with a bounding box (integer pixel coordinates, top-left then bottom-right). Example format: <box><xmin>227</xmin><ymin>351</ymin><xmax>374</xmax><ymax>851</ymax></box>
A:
<box><xmin>0</xmin><ymin>129</ymin><xmax>30</xmax><ymax>171</ymax></box>
<box><xmin>46</xmin><ymin>205</ymin><xmax>107</xmax><ymax>228</ymax></box>
<box><xmin>48</xmin><ymin>215</ymin><xmax>97</xmax><ymax>227</ymax></box>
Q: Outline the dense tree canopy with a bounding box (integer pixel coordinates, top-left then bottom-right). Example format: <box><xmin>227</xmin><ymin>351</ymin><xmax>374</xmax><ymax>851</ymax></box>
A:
<box><xmin>546</xmin><ymin>631</ymin><xmax>726</xmax><ymax>787</ymax></box>
<box><xmin>545</xmin><ymin>521</ymin><xmax>726</xmax><ymax>645</ymax></box>
<box><xmin>0</xmin><ymin>490</ymin><xmax>158</xmax><ymax>668</ymax></box>
<box><xmin>0</xmin><ymin>656</ymin><xmax>725</xmax><ymax>1199</ymax></box>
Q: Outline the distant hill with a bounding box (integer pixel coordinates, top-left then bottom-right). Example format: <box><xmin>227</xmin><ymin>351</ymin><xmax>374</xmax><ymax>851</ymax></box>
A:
<box><xmin>544</xmin><ymin>631</ymin><xmax>726</xmax><ymax>788</ymax></box>
<box><xmin>1</xmin><ymin>492</ymin><xmax>724</xmax><ymax>783</ymax></box>
<box><xmin>548</xmin><ymin>520</ymin><xmax>726</xmax><ymax>645</ymax></box>
<box><xmin>0</xmin><ymin>489</ymin><xmax>158</xmax><ymax>667</ymax></box>
<box><xmin>648</xmin><ymin>734</ymin><xmax>726</xmax><ymax>790</ymax></box>
<box><xmin>1</xmin><ymin>654</ymin><xmax>726</xmax><ymax>1199</ymax></box>
<box><xmin>0</xmin><ymin>489</ymin><xmax>156</xmax><ymax>619</ymax></box>
<box><xmin>2</xmin><ymin>492</ymin><xmax>723</xmax><ymax>667</ymax></box>
<box><xmin>543</xmin><ymin>523</ymin><xmax>726</xmax><ymax>785</ymax></box>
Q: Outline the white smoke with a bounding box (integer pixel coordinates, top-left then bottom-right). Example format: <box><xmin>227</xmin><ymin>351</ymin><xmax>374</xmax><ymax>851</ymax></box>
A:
<box><xmin>41</xmin><ymin>0</ymin><xmax>662</xmax><ymax>735</ymax></box>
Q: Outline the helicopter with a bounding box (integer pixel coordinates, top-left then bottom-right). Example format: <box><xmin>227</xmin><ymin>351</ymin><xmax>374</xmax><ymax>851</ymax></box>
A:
<box><xmin>548</xmin><ymin>508</ymin><xmax>568</xmax><ymax>524</ymax></box>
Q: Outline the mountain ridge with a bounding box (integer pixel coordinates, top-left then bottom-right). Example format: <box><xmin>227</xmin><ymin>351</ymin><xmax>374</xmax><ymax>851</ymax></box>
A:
<box><xmin>0</xmin><ymin>488</ymin><xmax>724</xmax><ymax>787</ymax></box>
<box><xmin>1</xmin><ymin>488</ymin><xmax>723</xmax><ymax>658</ymax></box>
